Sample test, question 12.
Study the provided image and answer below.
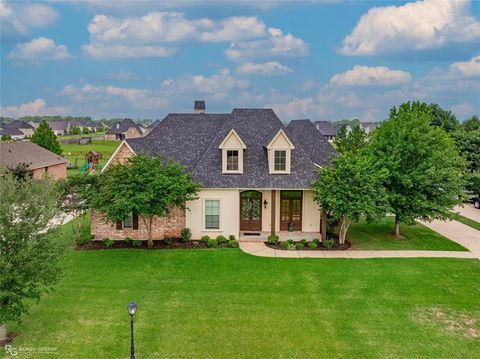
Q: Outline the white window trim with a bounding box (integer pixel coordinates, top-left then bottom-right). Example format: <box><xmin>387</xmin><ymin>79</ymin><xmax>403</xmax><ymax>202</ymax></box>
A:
<box><xmin>202</xmin><ymin>198</ymin><xmax>222</xmax><ymax>231</ymax></box>
<box><xmin>222</xmin><ymin>148</ymin><xmax>244</xmax><ymax>174</ymax></box>
<box><xmin>269</xmin><ymin>148</ymin><xmax>292</xmax><ymax>174</ymax></box>
<box><xmin>123</xmin><ymin>212</ymin><xmax>133</xmax><ymax>229</ymax></box>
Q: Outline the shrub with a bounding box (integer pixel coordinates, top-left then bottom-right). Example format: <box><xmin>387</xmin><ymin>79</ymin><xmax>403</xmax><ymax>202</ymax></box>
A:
<box><xmin>267</xmin><ymin>234</ymin><xmax>279</xmax><ymax>244</ymax></box>
<box><xmin>216</xmin><ymin>235</ymin><xmax>227</xmax><ymax>244</ymax></box>
<box><xmin>201</xmin><ymin>235</ymin><xmax>210</xmax><ymax>243</ymax></box>
<box><xmin>308</xmin><ymin>241</ymin><xmax>318</xmax><ymax>249</ymax></box>
<box><xmin>102</xmin><ymin>238</ymin><xmax>115</xmax><ymax>247</ymax></box>
<box><xmin>227</xmin><ymin>239</ymin><xmax>239</xmax><ymax>248</ymax></box>
<box><xmin>300</xmin><ymin>239</ymin><xmax>307</xmax><ymax>245</ymax></box>
<box><xmin>280</xmin><ymin>241</ymin><xmax>289</xmax><ymax>249</ymax></box>
<box><xmin>228</xmin><ymin>234</ymin><xmax>236</xmax><ymax>241</ymax></box>
<box><xmin>132</xmin><ymin>240</ymin><xmax>143</xmax><ymax>247</ymax></box>
<box><xmin>164</xmin><ymin>236</ymin><xmax>173</xmax><ymax>245</ymax></box>
<box><xmin>295</xmin><ymin>242</ymin><xmax>304</xmax><ymax>250</ymax></box>
<box><xmin>313</xmin><ymin>238</ymin><xmax>320</xmax><ymax>245</ymax></box>
<box><xmin>287</xmin><ymin>239</ymin><xmax>294</xmax><ymax>245</ymax></box>
<box><xmin>207</xmin><ymin>239</ymin><xmax>218</xmax><ymax>248</ymax></box>
<box><xmin>75</xmin><ymin>234</ymin><xmax>90</xmax><ymax>246</ymax></box>
<box><xmin>323</xmin><ymin>239</ymin><xmax>334</xmax><ymax>249</ymax></box>
<box><xmin>287</xmin><ymin>243</ymin><xmax>296</xmax><ymax>251</ymax></box>
<box><xmin>124</xmin><ymin>237</ymin><xmax>132</xmax><ymax>245</ymax></box>
<box><xmin>181</xmin><ymin>228</ymin><xmax>191</xmax><ymax>243</ymax></box>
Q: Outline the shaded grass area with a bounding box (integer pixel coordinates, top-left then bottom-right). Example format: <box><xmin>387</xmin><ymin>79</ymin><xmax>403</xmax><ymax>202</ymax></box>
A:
<box><xmin>347</xmin><ymin>217</ymin><xmax>467</xmax><ymax>251</ymax></box>
<box><xmin>4</xmin><ymin>220</ymin><xmax>480</xmax><ymax>358</ymax></box>
<box><xmin>451</xmin><ymin>212</ymin><xmax>480</xmax><ymax>231</ymax></box>
<box><xmin>61</xmin><ymin>140</ymin><xmax>119</xmax><ymax>175</ymax></box>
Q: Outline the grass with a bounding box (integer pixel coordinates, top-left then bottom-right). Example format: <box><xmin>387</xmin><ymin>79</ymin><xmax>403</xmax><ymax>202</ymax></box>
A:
<box><xmin>451</xmin><ymin>212</ymin><xmax>480</xmax><ymax>231</ymax></box>
<box><xmin>57</xmin><ymin>131</ymin><xmax>105</xmax><ymax>140</ymax></box>
<box><xmin>3</xmin><ymin>219</ymin><xmax>480</xmax><ymax>358</ymax></box>
<box><xmin>346</xmin><ymin>216</ymin><xmax>467</xmax><ymax>251</ymax></box>
<box><xmin>61</xmin><ymin>140</ymin><xmax>120</xmax><ymax>176</ymax></box>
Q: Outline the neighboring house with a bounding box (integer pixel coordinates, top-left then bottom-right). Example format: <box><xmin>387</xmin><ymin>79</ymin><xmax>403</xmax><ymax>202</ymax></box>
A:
<box><xmin>0</xmin><ymin>141</ymin><xmax>67</xmax><ymax>179</ymax></box>
<box><xmin>0</xmin><ymin>120</ymin><xmax>35</xmax><ymax>139</ymax></box>
<box><xmin>313</xmin><ymin>121</ymin><xmax>336</xmax><ymax>141</ymax></box>
<box><xmin>361</xmin><ymin>122</ymin><xmax>381</xmax><ymax>134</ymax></box>
<box><xmin>92</xmin><ymin>106</ymin><xmax>337</xmax><ymax>242</ymax></box>
<box><xmin>105</xmin><ymin>119</ymin><xmax>144</xmax><ymax>140</ymax></box>
<box><xmin>47</xmin><ymin>121</ymin><xmax>70</xmax><ymax>136</ymax></box>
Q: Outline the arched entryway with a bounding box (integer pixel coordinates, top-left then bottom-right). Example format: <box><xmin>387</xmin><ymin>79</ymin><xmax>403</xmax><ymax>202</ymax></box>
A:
<box><xmin>240</xmin><ymin>191</ymin><xmax>262</xmax><ymax>231</ymax></box>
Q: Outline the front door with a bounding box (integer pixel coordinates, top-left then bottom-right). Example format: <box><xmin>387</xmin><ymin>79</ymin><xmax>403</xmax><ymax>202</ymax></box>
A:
<box><xmin>240</xmin><ymin>191</ymin><xmax>262</xmax><ymax>231</ymax></box>
<box><xmin>280</xmin><ymin>191</ymin><xmax>302</xmax><ymax>231</ymax></box>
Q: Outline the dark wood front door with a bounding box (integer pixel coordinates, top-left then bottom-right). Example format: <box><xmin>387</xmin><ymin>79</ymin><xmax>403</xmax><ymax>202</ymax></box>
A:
<box><xmin>280</xmin><ymin>191</ymin><xmax>302</xmax><ymax>231</ymax></box>
<box><xmin>240</xmin><ymin>191</ymin><xmax>262</xmax><ymax>231</ymax></box>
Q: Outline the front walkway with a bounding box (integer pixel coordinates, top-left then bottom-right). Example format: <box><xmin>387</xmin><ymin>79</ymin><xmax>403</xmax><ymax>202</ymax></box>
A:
<box><xmin>454</xmin><ymin>204</ymin><xmax>480</xmax><ymax>223</ymax></box>
<box><xmin>239</xmin><ymin>242</ymin><xmax>476</xmax><ymax>259</ymax></box>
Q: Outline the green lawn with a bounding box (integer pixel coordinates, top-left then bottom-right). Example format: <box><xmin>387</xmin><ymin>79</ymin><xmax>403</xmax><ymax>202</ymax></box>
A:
<box><xmin>61</xmin><ymin>140</ymin><xmax>120</xmax><ymax>175</ymax></box>
<box><xmin>347</xmin><ymin>217</ymin><xmax>467</xmax><ymax>251</ymax></box>
<box><xmin>58</xmin><ymin>131</ymin><xmax>105</xmax><ymax>140</ymax></box>
<box><xmin>451</xmin><ymin>212</ymin><xmax>480</xmax><ymax>231</ymax></box>
<box><xmin>4</xmin><ymin>220</ymin><xmax>480</xmax><ymax>358</ymax></box>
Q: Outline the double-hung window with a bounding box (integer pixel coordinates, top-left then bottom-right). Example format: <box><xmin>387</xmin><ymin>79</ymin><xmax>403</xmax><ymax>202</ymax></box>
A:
<box><xmin>123</xmin><ymin>212</ymin><xmax>133</xmax><ymax>229</ymax></box>
<box><xmin>274</xmin><ymin>150</ymin><xmax>287</xmax><ymax>171</ymax></box>
<box><xmin>226</xmin><ymin>150</ymin><xmax>239</xmax><ymax>171</ymax></box>
<box><xmin>205</xmin><ymin>200</ymin><xmax>220</xmax><ymax>230</ymax></box>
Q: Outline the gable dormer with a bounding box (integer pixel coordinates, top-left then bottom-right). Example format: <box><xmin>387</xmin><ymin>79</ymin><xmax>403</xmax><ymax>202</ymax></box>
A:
<box><xmin>219</xmin><ymin>129</ymin><xmax>247</xmax><ymax>174</ymax></box>
<box><xmin>266</xmin><ymin>129</ymin><xmax>295</xmax><ymax>174</ymax></box>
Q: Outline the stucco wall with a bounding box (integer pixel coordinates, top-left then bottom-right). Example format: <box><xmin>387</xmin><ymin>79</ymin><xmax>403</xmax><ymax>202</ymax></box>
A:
<box><xmin>302</xmin><ymin>190</ymin><xmax>321</xmax><ymax>233</ymax></box>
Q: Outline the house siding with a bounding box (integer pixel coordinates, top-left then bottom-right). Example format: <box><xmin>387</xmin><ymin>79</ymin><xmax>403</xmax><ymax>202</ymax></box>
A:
<box><xmin>91</xmin><ymin>208</ymin><xmax>185</xmax><ymax>241</ymax></box>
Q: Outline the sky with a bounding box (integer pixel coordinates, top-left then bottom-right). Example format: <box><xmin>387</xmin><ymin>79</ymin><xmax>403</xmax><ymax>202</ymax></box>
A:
<box><xmin>1</xmin><ymin>0</ymin><xmax>479</xmax><ymax>122</ymax></box>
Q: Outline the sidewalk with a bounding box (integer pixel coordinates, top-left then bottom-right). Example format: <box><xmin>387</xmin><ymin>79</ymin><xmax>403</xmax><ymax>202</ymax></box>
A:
<box><xmin>239</xmin><ymin>242</ymin><xmax>477</xmax><ymax>259</ymax></box>
<box><xmin>454</xmin><ymin>204</ymin><xmax>480</xmax><ymax>223</ymax></box>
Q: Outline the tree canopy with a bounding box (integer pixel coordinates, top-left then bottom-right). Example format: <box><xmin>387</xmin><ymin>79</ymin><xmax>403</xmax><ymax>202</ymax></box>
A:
<box><xmin>92</xmin><ymin>155</ymin><xmax>200</xmax><ymax>247</ymax></box>
<box><xmin>370</xmin><ymin>101</ymin><xmax>466</xmax><ymax>237</ymax></box>
<box><xmin>31</xmin><ymin>120</ymin><xmax>63</xmax><ymax>155</ymax></box>
<box><xmin>333</xmin><ymin>124</ymin><xmax>368</xmax><ymax>155</ymax></box>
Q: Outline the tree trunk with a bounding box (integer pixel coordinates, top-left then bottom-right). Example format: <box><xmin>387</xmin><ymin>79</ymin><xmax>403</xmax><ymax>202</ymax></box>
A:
<box><xmin>338</xmin><ymin>217</ymin><xmax>351</xmax><ymax>245</ymax></box>
<box><xmin>394</xmin><ymin>216</ymin><xmax>401</xmax><ymax>238</ymax></box>
<box><xmin>0</xmin><ymin>324</ymin><xmax>7</xmax><ymax>341</ymax></box>
<box><xmin>147</xmin><ymin>215</ymin><xmax>154</xmax><ymax>248</ymax></box>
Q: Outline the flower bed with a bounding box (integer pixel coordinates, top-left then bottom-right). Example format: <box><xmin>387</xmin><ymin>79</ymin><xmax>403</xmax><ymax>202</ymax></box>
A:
<box><xmin>77</xmin><ymin>238</ymin><xmax>239</xmax><ymax>250</ymax></box>
<box><xmin>265</xmin><ymin>239</ymin><xmax>351</xmax><ymax>251</ymax></box>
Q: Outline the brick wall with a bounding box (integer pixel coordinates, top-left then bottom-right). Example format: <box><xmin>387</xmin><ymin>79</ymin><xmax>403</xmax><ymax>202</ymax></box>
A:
<box><xmin>32</xmin><ymin>163</ymin><xmax>67</xmax><ymax>180</ymax></box>
<box><xmin>90</xmin><ymin>208</ymin><xmax>186</xmax><ymax>241</ymax></box>
<box><xmin>107</xmin><ymin>142</ymin><xmax>135</xmax><ymax>167</ymax></box>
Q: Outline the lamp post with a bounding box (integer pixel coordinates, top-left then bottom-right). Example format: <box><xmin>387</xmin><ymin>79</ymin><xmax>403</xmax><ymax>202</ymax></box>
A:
<box><xmin>127</xmin><ymin>302</ymin><xmax>137</xmax><ymax>359</ymax></box>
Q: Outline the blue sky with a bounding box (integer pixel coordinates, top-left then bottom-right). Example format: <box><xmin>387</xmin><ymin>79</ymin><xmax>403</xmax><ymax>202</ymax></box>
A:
<box><xmin>1</xmin><ymin>0</ymin><xmax>479</xmax><ymax>122</ymax></box>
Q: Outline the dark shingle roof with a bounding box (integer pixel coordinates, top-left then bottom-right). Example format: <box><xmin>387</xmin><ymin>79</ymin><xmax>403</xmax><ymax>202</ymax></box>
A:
<box><xmin>47</xmin><ymin>121</ymin><xmax>69</xmax><ymax>131</ymax></box>
<box><xmin>313</xmin><ymin>121</ymin><xmax>336</xmax><ymax>136</ymax></box>
<box><xmin>0</xmin><ymin>125</ymin><xmax>24</xmax><ymax>135</ymax></box>
<box><xmin>126</xmin><ymin>109</ymin><xmax>337</xmax><ymax>189</ymax></box>
<box><xmin>106</xmin><ymin>119</ymin><xmax>143</xmax><ymax>134</ymax></box>
<box><xmin>9</xmin><ymin>120</ymin><xmax>34</xmax><ymax>129</ymax></box>
<box><xmin>0</xmin><ymin>142</ymin><xmax>67</xmax><ymax>170</ymax></box>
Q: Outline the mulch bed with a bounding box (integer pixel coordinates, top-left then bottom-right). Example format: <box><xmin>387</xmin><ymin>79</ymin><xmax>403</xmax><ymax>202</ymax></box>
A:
<box><xmin>266</xmin><ymin>240</ymin><xmax>351</xmax><ymax>251</ymax></box>
<box><xmin>77</xmin><ymin>240</ymin><xmax>231</xmax><ymax>250</ymax></box>
<box><xmin>0</xmin><ymin>332</ymin><xmax>17</xmax><ymax>346</ymax></box>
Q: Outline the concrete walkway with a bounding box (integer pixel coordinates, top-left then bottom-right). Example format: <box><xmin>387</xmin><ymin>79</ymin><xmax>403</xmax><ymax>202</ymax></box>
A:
<box><xmin>420</xmin><ymin>219</ymin><xmax>480</xmax><ymax>259</ymax></box>
<box><xmin>454</xmin><ymin>204</ymin><xmax>480</xmax><ymax>223</ymax></box>
<box><xmin>239</xmin><ymin>242</ymin><xmax>477</xmax><ymax>259</ymax></box>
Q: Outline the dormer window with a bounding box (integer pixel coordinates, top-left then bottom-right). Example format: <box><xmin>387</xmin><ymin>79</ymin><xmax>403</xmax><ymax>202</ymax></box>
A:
<box><xmin>266</xmin><ymin>129</ymin><xmax>295</xmax><ymax>174</ymax></box>
<box><xmin>219</xmin><ymin>129</ymin><xmax>246</xmax><ymax>174</ymax></box>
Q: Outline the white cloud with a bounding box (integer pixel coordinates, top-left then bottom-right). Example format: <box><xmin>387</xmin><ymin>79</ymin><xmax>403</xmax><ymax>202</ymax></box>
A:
<box><xmin>82</xmin><ymin>43</ymin><xmax>176</xmax><ymax>59</ymax></box>
<box><xmin>0</xmin><ymin>0</ymin><xmax>59</xmax><ymax>36</ymax></box>
<box><xmin>161</xmin><ymin>69</ymin><xmax>249</xmax><ymax>95</ymax></box>
<box><xmin>225</xmin><ymin>28</ymin><xmax>309</xmax><ymax>61</ymax></box>
<box><xmin>450</xmin><ymin>56</ymin><xmax>480</xmax><ymax>77</ymax></box>
<box><xmin>236</xmin><ymin>61</ymin><xmax>293</xmax><ymax>76</ymax></box>
<box><xmin>0</xmin><ymin>98</ymin><xmax>70</xmax><ymax>118</ymax></box>
<box><xmin>107</xmin><ymin>70</ymin><xmax>136</xmax><ymax>80</ymax></box>
<box><xmin>199</xmin><ymin>16</ymin><xmax>266</xmax><ymax>42</ymax></box>
<box><xmin>340</xmin><ymin>0</ymin><xmax>480</xmax><ymax>55</ymax></box>
<box><xmin>8</xmin><ymin>37</ymin><xmax>71</xmax><ymax>60</ymax></box>
<box><xmin>330</xmin><ymin>65</ymin><xmax>411</xmax><ymax>87</ymax></box>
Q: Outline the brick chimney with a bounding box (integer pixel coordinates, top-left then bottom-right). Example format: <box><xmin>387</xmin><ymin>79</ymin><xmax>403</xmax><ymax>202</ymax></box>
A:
<box><xmin>194</xmin><ymin>100</ymin><xmax>205</xmax><ymax>114</ymax></box>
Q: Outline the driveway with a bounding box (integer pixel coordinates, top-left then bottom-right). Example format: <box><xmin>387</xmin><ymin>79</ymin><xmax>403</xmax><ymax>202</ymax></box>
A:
<box><xmin>454</xmin><ymin>204</ymin><xmax>480</xmax><ymax>222</ymax></box>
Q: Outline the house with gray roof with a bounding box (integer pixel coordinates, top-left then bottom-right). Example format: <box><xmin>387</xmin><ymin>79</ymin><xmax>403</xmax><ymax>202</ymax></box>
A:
<box><xmin>92</xmin><ymin>103</ymin><xmax>337</xmax><ymax>242</ymax></box>
<box><xmin>105</xmin><ymin>119</ymin><xmax>144</xmax><ymax>140</ymax></box>
<box><xmin>0</xmin><ymin>120</ymin><xmax>35</xmax><ymax>139</ymax></box>
<box><xmin>313</xmin><ymin>121</ymin><xmax>337</xmax><ymax>141</ymax></box>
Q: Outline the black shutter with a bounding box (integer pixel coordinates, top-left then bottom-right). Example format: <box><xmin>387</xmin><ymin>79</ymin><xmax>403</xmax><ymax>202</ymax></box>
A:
<box><xmin>116</xmin><ymin>220</ymin><xmax>122</xmax><ymax>230</ymax></box>
<box><xmin>132</xmin><ymin>212</ymin><xmax>139</xmax><ymax>230</ymax></box>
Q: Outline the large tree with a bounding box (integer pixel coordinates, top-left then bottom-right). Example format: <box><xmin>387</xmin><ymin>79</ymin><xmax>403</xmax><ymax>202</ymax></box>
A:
<box><xmin>334</xmin><ymin>124</ymin><xmax>368</xmax><ymax>155</ymax></box>
<box><xmin>31</xmin><ymin>120</ymin><xmax>63</xmax><ymax>155</ymax></box>
<box><xmin>429</xmin><ymin>103</ymin><xmax>459</xmax><ymax>133</ymax></box>
<box><xmin>93</xmin><ymin>155</ymin><xmax>200</xmax><ymax>247</ymax></box>
<box><xmin>0</xmin><ymin>169</ymin><xmax>64</xmax><ymax>339</ymax></box>
<box><xmin>313</xmin><ymin>150</ymin><xmax>389</xmax><ymax>244</ymax></box>
<box><xmin>370</xmin><ymin>101</ymin><xmax>466</xmax><ymax>238</ymax></box>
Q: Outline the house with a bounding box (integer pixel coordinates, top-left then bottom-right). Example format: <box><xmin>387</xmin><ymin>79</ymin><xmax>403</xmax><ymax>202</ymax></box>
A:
<box><xmin>92</xmin><ymin>104</ymin><xmax>337</xmax><ymax>242</ymax></box>
<box><xmin>105</xmin><ymin>119</ymin><xmax>144</xmax><ymax>140</ymax></box>
<box><xmin>0</xmin><ymin>141</ymin><xmax>67</xmax><ymax>179</ymax></box>
<box><xmin>313</xmin><ymin>121</ymin><xmax>336</xmax><ymax>141</ymax></box>
<box><xmin>0</xmin><ymin>120</ymin><xmax>35</xmax><ymax>139</ymax></box>
<box><xmin>47</xmin><ymin>121</ymin><xmax>70</xmax><ymax>136</ymax></box>
<box><xmin>361</xmin><ymin>122</ymin><xmax>381</xmax><ymax>134</ymax></box>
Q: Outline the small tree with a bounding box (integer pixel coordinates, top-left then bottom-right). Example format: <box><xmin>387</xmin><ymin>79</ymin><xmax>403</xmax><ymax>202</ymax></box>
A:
<box><xmin>462</xmin><ymin>115</ymin><xmax>479</xmax><ymax>132</ymax></box>
<box><xmin>370</xmin><ymin>101</ymin><xmax>466</xmax><ymax>238</ymax></box>
<box><xmin>313</xmin><ymin>151</ymin><xmax>389</xmax><ymax>244</ymax></box>
<box><xmin>1</xmin><ymin>134</ymin><xmax>12</xmax><ymax>141</ymax></box>
<box><xmin>7</xmin><ymin>163</ymin><xmax>33</xmax><ymax>181</ymax></box>
<box><xmin>69</xmin><ymin>126</ymin><xmax>81</xmax><ymax>135</ymax></box>
<box><xmin>0</xmin><ymin>169</ymin><xmax>64</xmax><ymax>339</ymax></box>
<box><xmin>93</xmin><ymin>155</ymin><xmax>200</xmax><ymax>247</ymax></box>
<box><xmin>31</xmin><ymin>120</ymin><xmax>63</xmax><ymax>155</ymax></box>
<box><xmin>82</xmin><ymin>127</ymin><xmax>90</xmax><ymax>134</ymax></box>
<box><xmin>334</xmin><ymin>124</ymin><xmax>368</xmax><ymax>155</ymax></box>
